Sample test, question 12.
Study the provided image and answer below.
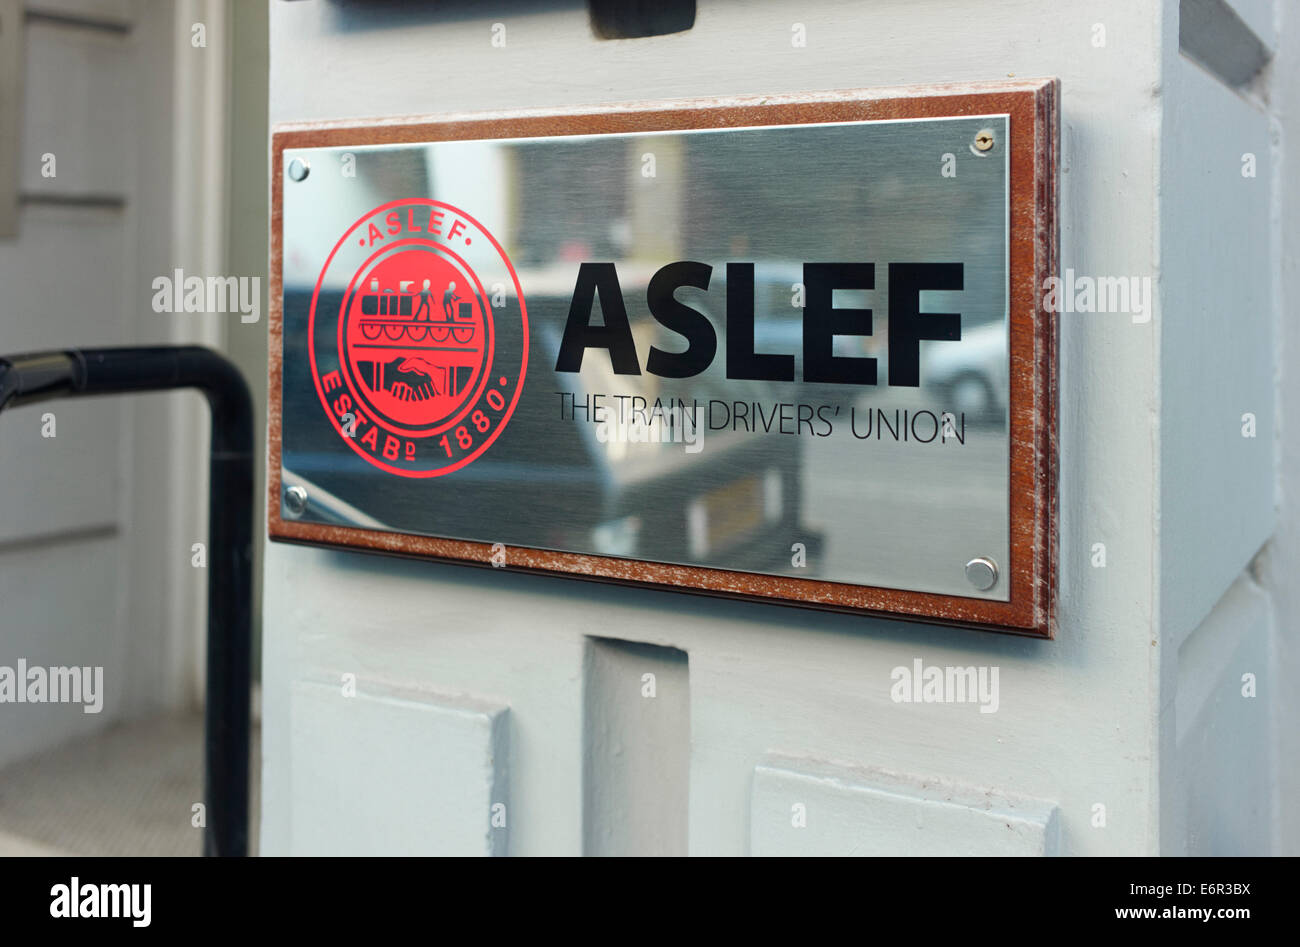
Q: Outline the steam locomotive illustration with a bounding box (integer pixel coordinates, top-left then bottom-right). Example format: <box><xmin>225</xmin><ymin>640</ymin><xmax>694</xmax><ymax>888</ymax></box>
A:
<box><xmin>357</xmin><ymin>277</ymin><xmax>478</xmax><ymax>344</ymax></box>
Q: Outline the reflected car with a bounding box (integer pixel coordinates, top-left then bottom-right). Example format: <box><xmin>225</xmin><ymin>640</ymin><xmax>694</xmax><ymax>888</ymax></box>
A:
<box><xmin>921</xmin><ymin>319</ymin><xmax>1006</xmax><ymax>424</ymax></box>
<box><xmin>280</xmin><ymin>270</ymin><xmax>823</xmax><ymax>576</ymax></box>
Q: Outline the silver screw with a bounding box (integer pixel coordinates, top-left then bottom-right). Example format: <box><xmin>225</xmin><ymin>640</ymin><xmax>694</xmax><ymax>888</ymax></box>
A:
<box><xmin>971</xmin><ymin>128</ymin><xmax>996</xmax><ymax>154</ymax></box>
<box><xmin>284</xmin><ymin>484</ymin><xmax>308</xmax><ymax>518</ymax></box>
<box><xmin>287</xmin><ymin>158</ymin><xmax>309</xmax><ymax>182</ymax></box>
<box><xmin>965</xmin><ymin>557</ymin><xmax>999</xmax><ymax>591</ymax></box>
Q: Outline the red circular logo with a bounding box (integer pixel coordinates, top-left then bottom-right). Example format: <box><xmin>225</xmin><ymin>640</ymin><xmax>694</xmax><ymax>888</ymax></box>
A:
<box><xmin>308</xmin><ymin>200</ymin><xmax>528</xmax><ymax>477</ymax></box>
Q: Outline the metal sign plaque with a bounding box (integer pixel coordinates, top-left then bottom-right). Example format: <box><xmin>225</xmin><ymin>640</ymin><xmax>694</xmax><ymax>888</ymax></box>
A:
<box><xmin>270</xmin><ymin>82</ymin><xmax>1058</xmax><ymax>636</ymax></box>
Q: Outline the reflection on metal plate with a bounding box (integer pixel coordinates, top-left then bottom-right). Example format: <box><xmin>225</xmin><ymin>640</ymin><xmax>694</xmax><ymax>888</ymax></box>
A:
<box><xmin>278</xmin><ymin>105</ymin><xmax>1021</xmax><ymax>604</ymax></box>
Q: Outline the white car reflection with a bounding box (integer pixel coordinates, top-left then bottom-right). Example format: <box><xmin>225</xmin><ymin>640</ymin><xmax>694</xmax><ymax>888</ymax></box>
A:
<box><xmin>922</xmin><ymin>319</ymin><xmax>1006</xmax><ymax>423</ymax></box>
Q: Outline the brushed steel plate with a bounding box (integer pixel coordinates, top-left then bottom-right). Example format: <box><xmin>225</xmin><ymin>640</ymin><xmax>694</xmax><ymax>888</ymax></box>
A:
<box><xmin>279</xmin><ymin>113</ymin><xmax>1010</xmax><ymax>600</ymax></box>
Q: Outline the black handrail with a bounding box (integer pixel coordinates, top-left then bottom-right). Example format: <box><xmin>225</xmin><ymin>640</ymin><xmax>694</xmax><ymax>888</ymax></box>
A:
<box><xmin>0</xmin><ymin>346</ymin><xmax>253</xmax><ymax>857</ymax></box>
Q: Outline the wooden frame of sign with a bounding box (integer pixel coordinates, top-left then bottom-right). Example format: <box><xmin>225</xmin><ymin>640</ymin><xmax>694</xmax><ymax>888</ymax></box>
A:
<box><xmin>268</xmin><ymin>78</ymin><xmax>1059</xmax><ymax>637</ymax></box>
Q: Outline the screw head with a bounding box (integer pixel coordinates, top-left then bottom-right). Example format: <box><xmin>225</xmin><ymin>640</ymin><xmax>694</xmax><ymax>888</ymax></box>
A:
<box><xmin>284</xmin><ymin>484</ymin><xmax>308</xmax><ymax>518</ymax></box>
<box><xmin>287</xmin><ymin>158</ymin><xmax>309</xmax><ymax>182</ymax></box>
<box><xmin>972</xmin><ymin>129</ymin><xmax>996</xmax><ymax>154</ymax></box>
<box><xmin>965</xmin><ymin>556</ymin><xmax>999</xmax><ymax>591</ymax></box>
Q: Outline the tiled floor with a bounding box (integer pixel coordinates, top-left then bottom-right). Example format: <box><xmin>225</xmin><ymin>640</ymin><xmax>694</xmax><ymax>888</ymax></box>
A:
<box><xmin>0</xmin><ymin>713</ymin><xmax>259</xmax><ymax>856</ymax></box>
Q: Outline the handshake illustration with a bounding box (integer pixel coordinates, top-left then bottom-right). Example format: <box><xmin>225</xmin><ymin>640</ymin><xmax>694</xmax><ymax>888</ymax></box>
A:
<box><xmin>357</xmin><ymin>356</ymin><xmax>446</xmax><ymax>402</ymax></box>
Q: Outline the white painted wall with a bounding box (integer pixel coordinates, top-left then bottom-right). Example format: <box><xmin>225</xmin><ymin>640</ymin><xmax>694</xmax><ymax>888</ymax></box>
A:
<box><xmin>261</xmin><ymin>0</ymin><xmax>1293</xmax><ymax>855</ymax></box>
<box><xmin>0</xmin><ymin>0</ymin><xmax>223</xmax><ymax>766</ymax></box>
<box><xmin>1156</xmin><ymin>0</ymin><xmax>1281</xmax><ymax>856</ymax></box>
<box><xmin>1257</xmin><ymin>0</ymin><xmax>1300</xmax><ymax>852</ymax></box>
